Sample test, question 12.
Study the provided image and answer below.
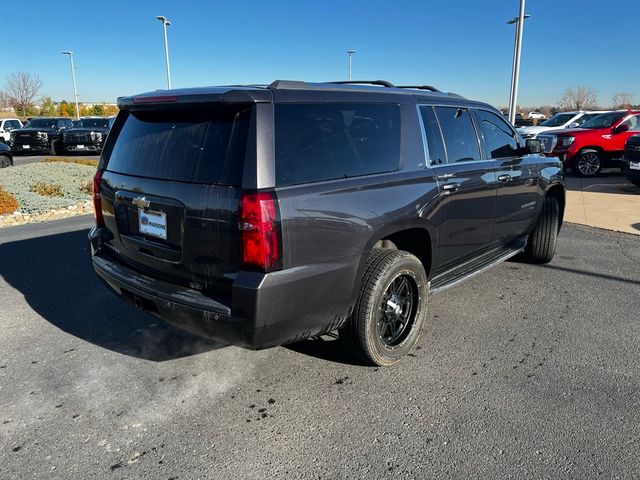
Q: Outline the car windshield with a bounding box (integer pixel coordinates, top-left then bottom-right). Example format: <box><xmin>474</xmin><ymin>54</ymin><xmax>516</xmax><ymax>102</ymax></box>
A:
<box><xmin>540</xmin><ymin>113</ymin><xmax>575</xmax><ymax>127</ymax></box>
<box><xmin>25</xmin><ymin>119</ymin><xmax>57</xmax><ymax>128</ymax></box>
<box><xmin>580</xmin><ymin>112</ymin><xmax>626</xmax><ymax>129</ymax></box>
<box><xmin>76</xmin><ymin>118</ymin><xmax>110</xmax><ymax>128</ymax></box>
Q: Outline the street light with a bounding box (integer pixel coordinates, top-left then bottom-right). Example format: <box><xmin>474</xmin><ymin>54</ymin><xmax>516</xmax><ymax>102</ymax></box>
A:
<box><xmin>156</xmin><ymin>15</ymin><xmax>172</xmax><ymax>89</ymax></box>
<box><xmin>347</xmin><ymin>50</ymin><xmax>356</xmax><ymax>81</ymax></box>
<box><xmin>61</xmin><ymin>51</ymin><xmax>80</xmax><ymax>120</ymax></box>
<box><xmin>506</xmin><ymin>1</ymin><xmax>529</xmax><ymax>125</ymax></box>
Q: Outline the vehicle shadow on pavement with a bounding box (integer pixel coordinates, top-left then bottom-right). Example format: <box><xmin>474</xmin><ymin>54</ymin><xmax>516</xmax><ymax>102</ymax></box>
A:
<box><xmin>285</xmin><ymin>337</ymin><xmax>370</xmax><ymax>367</ymax></box>
<box><xmin>0</xmin><ymin>228</ymin><xmax>224</xmax><ymax>361</ymax></box>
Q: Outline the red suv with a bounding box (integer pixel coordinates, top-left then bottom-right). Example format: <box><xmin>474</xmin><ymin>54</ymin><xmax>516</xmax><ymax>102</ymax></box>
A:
<box><xmin>538</xmin><ymin>110</ymin><xmax>640</xmax><ymax>176</ymax></box>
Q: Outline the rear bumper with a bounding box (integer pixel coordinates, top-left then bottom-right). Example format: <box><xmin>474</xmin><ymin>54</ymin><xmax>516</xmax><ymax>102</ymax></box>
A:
<box><xmin>89</xmin><ymin>226</ymin><xmax>357</xmax><ymax>349</ymax></box>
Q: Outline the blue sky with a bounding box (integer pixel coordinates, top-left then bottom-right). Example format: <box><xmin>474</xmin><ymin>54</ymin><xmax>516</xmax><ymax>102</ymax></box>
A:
<box><xmin>2</xmin><ymin>0</ymin><xmax>638</xmax><ymax>108</ymax></box>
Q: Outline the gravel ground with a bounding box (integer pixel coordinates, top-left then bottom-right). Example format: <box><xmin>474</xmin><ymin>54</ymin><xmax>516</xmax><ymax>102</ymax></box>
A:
<box><xmin>0</xmin><ymin>162</ymin><xmax>94</xmax><ymax>214</ymax></box>
<box><xmin>0</xmin><ymin>219</ymin><xmax>639</xmax><ymax>479</ymax></box>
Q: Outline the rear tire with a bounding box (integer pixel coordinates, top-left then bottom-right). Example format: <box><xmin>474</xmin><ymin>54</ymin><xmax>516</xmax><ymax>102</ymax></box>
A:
<box><xmin>574</xmin><ymin>149</ymin><xmax>602</xmax><ymax>177</ymax></box>
<box><xmin>0</xmin><ymin>156</ymin><xmax>11</xmax><ymax>168</ymax></box>
<box><xmin>340</xmin><ymin>249</ymin><xmax>428</xmax><ymax>366</ymax></box>
<box><xmin>520</xmin><ymin>196</ymin><xmax>559</xmax><ymax>264</ymax></box>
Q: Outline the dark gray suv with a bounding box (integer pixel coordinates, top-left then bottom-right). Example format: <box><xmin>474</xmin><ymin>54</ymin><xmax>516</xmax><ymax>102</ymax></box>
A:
<box><xmin>89</xmin><ymin>80</ymin><xmax>565</xmax><ymax>366</ymax></box>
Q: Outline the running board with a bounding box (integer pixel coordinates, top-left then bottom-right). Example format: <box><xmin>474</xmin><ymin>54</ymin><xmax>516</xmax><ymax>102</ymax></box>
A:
<box><xmin>429</xmin><ymin>242</ymin><xmax>525</xmax><ymax>295</ymax></box>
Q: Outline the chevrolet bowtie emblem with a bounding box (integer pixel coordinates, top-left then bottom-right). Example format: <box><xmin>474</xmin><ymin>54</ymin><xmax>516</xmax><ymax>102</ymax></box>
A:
<box><xmin>132</xmin><ymin>196</ymin><xmax>150</xmax><ymax>208</ymax></box>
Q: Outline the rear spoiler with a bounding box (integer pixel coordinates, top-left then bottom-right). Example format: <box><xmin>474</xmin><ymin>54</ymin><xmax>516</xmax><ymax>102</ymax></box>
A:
<box><xmin>118</xmin><ymin>87</ymin><xmax>272</xmax><ymax>108</ymax></box>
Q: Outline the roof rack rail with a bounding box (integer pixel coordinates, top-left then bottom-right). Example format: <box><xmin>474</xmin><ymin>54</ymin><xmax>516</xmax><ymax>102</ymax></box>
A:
<box><xmin>396</xmin><ymin>85</ymin><xmax>441</xmax><ymax>92</ymax></box>
<box><xmin>326</xmin><ymin>80</ymin><xmax>396</xmax><ymax>88</ymax></box>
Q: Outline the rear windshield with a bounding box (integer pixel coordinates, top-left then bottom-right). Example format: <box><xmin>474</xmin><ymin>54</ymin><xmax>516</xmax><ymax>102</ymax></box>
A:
<box><xmin>104</xmin><ymin>105</ymin><xmax>251</xmax><ymax>185</ymax></box>
<box><xmin>275</xmin><ymin>103</ymin><xmax>401</xmax><ymax>186</ymax></box>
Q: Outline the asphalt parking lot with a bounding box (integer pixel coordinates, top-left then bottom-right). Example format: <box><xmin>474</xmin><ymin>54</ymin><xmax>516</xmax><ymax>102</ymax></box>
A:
<box><xmin>1</xmin><ymin>216</ymin><xmax>639</xmax><ymax>479</ymax></box>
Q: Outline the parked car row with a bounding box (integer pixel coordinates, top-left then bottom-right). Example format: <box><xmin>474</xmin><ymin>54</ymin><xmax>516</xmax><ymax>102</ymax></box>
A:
<box><xmin>1</xmin><ymin>116</ymin><xmax>114</xmax><ymax>155</ymax></box>
<box><xmin>537</xmin><ymin>110</ymin><xmax>640</xmax><ymax>176</ymax></box>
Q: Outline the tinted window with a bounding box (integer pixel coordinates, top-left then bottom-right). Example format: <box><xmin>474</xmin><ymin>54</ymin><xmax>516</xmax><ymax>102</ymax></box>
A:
<box><xmin>419</xmin><ymin>106</ymin><xmax>446</xmax><ymax>165</ymax></box>
<box><xmin>275</xmin><ymin>103</ymin><xmax>400</xmax><ymax>186</ymax></box>
<box><xmin>105</xmin><ymin>105</ymin><xmax>251</xmax><ymax>185</ymax></box>
<box><xmin>434</xmin><ymin>107</ymin><xmax>481</xmax><ymax>163</ymax></box>
<box><xmin>76</xmin><ymin>118</ymin><xmax>110</xmax><ymax>129</ymax></box>
<box><xmin>540</xmin><ymin>113</ymin><xmax>575</xmax><ymax>127</ymax></box>
<box><xmin>475</xmin><ymin>109</ymin><xmax>519</xmax><ymax>159</ymax></box>
<box><xmin>575</xmin><ymin>114</ymin><xmax>599</xmax><ymax>125</ymax></box>
<box><xmin>26</xmin><ymin>118</ymin><xmax>56</xmax><ymax>128</ymax></box>
<box><xmin>621</xmin><ymin>115</ymin><xmax>640</xmax><ymax>132</ymax></box>
<box><xmin>581</xmin><ymin>112</ymin><xmax>626</xmax><ymax>129</ymax></box>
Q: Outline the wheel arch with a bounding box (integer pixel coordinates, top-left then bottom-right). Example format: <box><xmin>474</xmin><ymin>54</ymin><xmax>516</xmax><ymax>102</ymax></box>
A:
<box><xmin>348</xmin><ymin>224</ymin><xmax>435</xmax><ymax>305</ymax></box>
<box><xmin>545</xmin><ymin>183</ymin><xmax>565</xmax><ymax>229</ymax></box>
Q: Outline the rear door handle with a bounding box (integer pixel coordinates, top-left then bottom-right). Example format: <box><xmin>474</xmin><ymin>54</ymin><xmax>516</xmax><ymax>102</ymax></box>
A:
<box><xmin>442</xmin><ymin>183</ymin><xmax>460</xmax><ymax>193</ymax></box>
<box><xmin>497</xmin><ymin>174</ymin><xmax>512</xmax><ymax>182</ymax></box>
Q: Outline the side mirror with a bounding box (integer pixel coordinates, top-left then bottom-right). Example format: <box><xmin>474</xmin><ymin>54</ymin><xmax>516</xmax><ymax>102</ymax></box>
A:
<box><xmin>613</xmin><ymin>124</ymin><xmax>630</xmax><ymax>134</ymax></box>
<box><xmin>567</xmin><ymin>122</ymin><xmax>579</xmax><ymax>128</ymax></box>
<box><xmin>525</xmin><ymin>138</ymin><xmax>543</xmax><ymax>154</ymax></box>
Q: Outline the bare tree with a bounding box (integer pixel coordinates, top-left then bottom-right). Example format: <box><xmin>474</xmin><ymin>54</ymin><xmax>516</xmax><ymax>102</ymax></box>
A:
<box><xmin>4</xmin><ymin>72</ymin><xmax>43</xmax><ymax>116</ymax></box>
<box><xmin>0</xmin><ymin>90</ymin><xmax>10</xmax><ymax>109</ymax></box>
<box><xmin>557</xmin><ymin>86</ymin><xmax>599</xmax><ymax>111</ymax></box>
<box><xmin>612</xmin><ymin>92</ymin><xmax>634</xmax><ymax>109</ymax></box>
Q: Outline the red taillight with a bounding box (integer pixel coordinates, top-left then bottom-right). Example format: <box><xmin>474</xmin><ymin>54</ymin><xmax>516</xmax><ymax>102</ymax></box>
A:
<box><xmin>239</xmin><ymin>192</ymin><xmax>281</xmax><ymax>272</ymax></box>
<box><xmin>93</xmin><ymin>170</ymin><xmax>104</xmax><ymax>226</ymax></box>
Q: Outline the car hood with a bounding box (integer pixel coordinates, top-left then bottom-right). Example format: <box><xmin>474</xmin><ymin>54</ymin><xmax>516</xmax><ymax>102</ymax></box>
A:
<box><xmin>64</xmin><ymin>127</ymin><xmax>110</xmax><ymax>134</ymax></box>
<box><xmin>16</xmin><ymin>127</ymin><xmax>58</xmax><ymax>134</ymax></box>
<box><xmin>551</xmin><ymin>127</ymin><xmax>606</xmax><ymax>137</ymax></box>
<box><xmin>518</xmin><ymin>125</ymin><xmax>562</xmax><ymax>134</ymax></box>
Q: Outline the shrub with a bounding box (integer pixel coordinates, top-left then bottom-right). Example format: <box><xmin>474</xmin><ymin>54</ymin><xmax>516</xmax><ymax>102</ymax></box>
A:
<box><xmin>79</xmin><ymin>180</ymin><xmax>92</xmax><ymax>195</ymax></box>
<box><xmin>0</xmin><ymin>185</ymin><xmax>19</xmax><ymax>215</ymax></box>
<box><xmin>43</xmin><ymin>157</ymin><xmax>99</xmax><ymax>167</ymax></box>
<box><xmin>30</xmin><ymin>182</ymin><xmax>64</xmax><ymax>197</ymax></box>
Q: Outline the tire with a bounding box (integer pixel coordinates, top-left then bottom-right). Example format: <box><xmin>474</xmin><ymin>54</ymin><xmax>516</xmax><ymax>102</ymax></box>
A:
<box><xmin>50</xmin><ymin>139</ymin><xmax>60</xmax><ymax>156</ymax></box>
<box><xmin>340</xmin><ymin>249</ymin><xmax>428</xmax><ymax>366</ymax></box>
<box><xmin>0</xmin><ymin>155</ymin><xmax>11</xmax><ymax>168</ymax></box>
<box><xmin>520</xmin><ymin>196</ymin><xmax>559</xmax><ymax>264</ymax></box>
<box><xmin>574</xmin><ymin>149</ymin><xmax>602</xmax><ymax>177</ymax></box>
<box><xmin>629</xmin><ymin>177</ymin><xmax>640</xmax><ymax>188</ymax></box>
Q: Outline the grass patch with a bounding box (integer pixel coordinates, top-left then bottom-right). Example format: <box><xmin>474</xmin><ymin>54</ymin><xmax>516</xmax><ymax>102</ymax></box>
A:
<box><xmin>30</xmin><ymin>182</ymin><xmax>65</xmax><ymax>197</ymax></box>
<box><xmin>42</xmin><ymin>157</ymin><xmax>99</xmax><ymax>167</ymax></box>
<box><xmin>0</xmin><ymin>185</ymin><xmax>19</xmax><ymax>215</ymax></box>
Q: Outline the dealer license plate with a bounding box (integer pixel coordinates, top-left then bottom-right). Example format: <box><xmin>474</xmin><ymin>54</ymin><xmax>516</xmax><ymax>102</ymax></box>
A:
<box><xmin>77</xmin><ymin>144</ymin><xmax>85</xmax><ymax>149</ymax></box>
<box><xmin>23</xmin><ymin>145</ymin><xmax>30</xmax><ymax>149</ymax></box>
<box><xmin>138</xmin><ymin>209</ymin><xmax>167</xmax><ymax>240</ymax></box>
<box><xmin>630</xmin><ymin>161</ymin><xmax>640</xmax><ymax>171</ymax></box>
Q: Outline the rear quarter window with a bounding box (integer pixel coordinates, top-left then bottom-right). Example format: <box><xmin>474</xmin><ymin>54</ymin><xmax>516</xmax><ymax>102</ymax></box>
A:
<box><xmin>103</xmin><ymin>105</ymin><xmax>251</xmax><ymax>185</ymax></box>
<box><xmin>274</xmin><ymin>103</ymin><xmax>401</xmax><ymax>186</ymax></box>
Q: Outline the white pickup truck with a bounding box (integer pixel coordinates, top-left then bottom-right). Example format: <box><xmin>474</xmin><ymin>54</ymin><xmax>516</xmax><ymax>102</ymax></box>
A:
<box><xmin>518</xmin><ymin>111</ymin><xmax>610</xmax><ymax>139</ymax></box>
<box><xmin>0</xmin><ymin>118</ymin><xmax>23</xmax><ymax>143</ymax></box>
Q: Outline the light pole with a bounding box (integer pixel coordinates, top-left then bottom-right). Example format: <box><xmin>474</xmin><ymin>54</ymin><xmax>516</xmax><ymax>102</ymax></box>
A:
<box><xmin>347</xmin><ymin>50</ymin><xmax>356</xmax><ymax>81</ymax></box>
<box><xmin>506</xmin><ymin>1</ymin><xmax>529</xmax><ymax>125</ymax></box>
<box><xmin>61</xmin><ymin>51</ymin><xmax>80</xmax><ymax>120</ymax></box>
<box><xmin>156</xmin><ymin>15</ymin><xmax>172</xmax><ymax>89</ymax></box>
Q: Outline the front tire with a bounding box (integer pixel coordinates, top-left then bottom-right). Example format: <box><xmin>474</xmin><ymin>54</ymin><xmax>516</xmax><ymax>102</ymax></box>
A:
<box><xmin>340</xmin><ymin>249</ymin><xmax>428</xmax><ymax>366</ymax></box>
<box><xmin>520</xmin><ymin>196</ymin><xmax>559</xmax><ymax>264</ymax></box>
<box><xmin>574</xmin><ymin>149</ymin><xmax>602</xmax><ymax>177</ymax></box>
